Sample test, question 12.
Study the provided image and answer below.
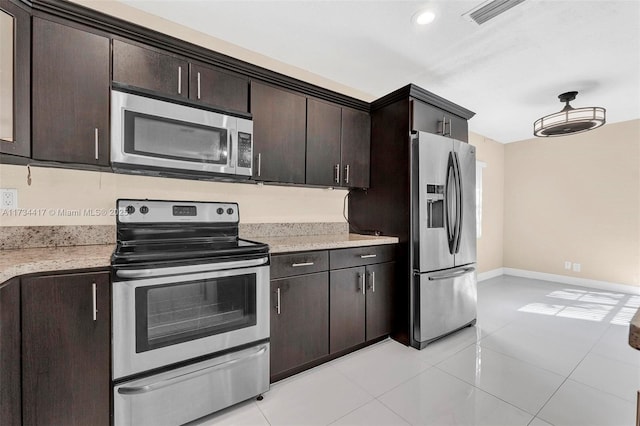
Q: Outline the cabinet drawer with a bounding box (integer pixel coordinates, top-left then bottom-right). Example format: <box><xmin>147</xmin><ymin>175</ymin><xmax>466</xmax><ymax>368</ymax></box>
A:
<box><xmin>271</xmin><ymin>251</ymin><xmax>329</xmax><ymax>279</ymax></box>
<box><xmin>329</xmin><ymin>245</ymin><xmax>396</xmax><ymax>270</ymax></box>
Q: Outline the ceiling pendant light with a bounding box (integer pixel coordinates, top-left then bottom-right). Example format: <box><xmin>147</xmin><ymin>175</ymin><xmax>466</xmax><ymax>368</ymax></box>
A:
<box><xmin>533</xmin><ymin>91</ymin><xmax>606</xmax><ymax>137</ymax></box>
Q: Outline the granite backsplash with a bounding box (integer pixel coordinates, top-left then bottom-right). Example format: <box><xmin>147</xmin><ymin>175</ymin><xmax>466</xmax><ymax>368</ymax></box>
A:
<box><xmin>0</xmin><ymin>222</ymin><xmax>349</xmax><ymax>250</ymax></box>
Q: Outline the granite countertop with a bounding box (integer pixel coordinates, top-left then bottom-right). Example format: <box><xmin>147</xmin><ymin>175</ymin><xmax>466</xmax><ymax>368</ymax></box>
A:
<box><xmin>0</xmin><ymin>244</ymin><xmax>115</xmax><ymax>283</ymax></box>
<box><xmin>629</xmin><ymin>307</ymin><xmax>640</xmax><ymax>351</ymax></box>
<box><xmin>254</xmin><ymin>233</ymin><xmax>398</xmax><ymax>254</ymax></box>
<box><xmin>0</xmin><ymin>233</ymin><xmax>398</xmax><ymax>283</ymax></box>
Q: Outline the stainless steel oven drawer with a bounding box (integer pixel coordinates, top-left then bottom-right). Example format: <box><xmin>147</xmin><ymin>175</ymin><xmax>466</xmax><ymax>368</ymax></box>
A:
<box><xmin>113</xmin><ymin>343</ymin><xmax>269</xmax><ymax>426</ymax></box>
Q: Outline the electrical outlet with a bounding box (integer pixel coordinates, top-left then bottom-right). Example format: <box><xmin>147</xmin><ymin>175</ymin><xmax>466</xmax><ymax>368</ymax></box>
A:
<box><xmin>564</xmin><ymin>261</ymin><xmax>572</xmax><ymax>270</ymax></box>
<box><xmin>572</xmin><ymin>263</ymin><xmax>581</xmax><ymax>272</ymax></box>
<box><xmin>0</xmin><ymin>189</ymin><xmax>18</xmax><ymax>209</ymax></box>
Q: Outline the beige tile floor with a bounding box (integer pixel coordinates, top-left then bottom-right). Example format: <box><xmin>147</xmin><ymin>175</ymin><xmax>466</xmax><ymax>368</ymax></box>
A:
<box><xmin>195</xmin><ymin>276</ymin><xmax>639</xmax><ymax>426</ymax></box>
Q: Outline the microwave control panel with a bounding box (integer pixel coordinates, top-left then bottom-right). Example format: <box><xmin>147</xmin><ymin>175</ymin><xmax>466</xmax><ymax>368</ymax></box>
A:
<box><xmin>237</xmin><ymin>132</ymin><xmax>252</xmax><ymax>169</ymax></box>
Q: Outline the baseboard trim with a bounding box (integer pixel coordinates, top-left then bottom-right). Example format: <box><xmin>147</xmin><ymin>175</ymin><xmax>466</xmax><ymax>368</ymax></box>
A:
<box><xmin>477</xmin><ymin>268</ymin><xmax>504</xmax><ymax>282</ymax></box>
<box><xmin>502</xmin><ymin>268</ymin><xmax>639</xmax><ymax>295</ymax></box>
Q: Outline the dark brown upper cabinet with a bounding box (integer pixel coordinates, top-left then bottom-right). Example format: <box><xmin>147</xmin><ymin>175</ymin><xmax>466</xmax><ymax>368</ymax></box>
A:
<box><xmin>306</xmin><ymin>98</ymin><xmax>342</xmax><ymax>186</ymax></box>
<box><xmin>251</xmin><ymin>81</ymin><xmax>306</xmax><ymax>184</ymax></box>
<box><xmin>411</xmin><ymin>98</ymin><xmax>468</xmax><ymax>142</ymax></box>
<box><xmin>306</xmin><ymin>99</ymin><xmax>371</xmax><ymax>188</ymax></box>
<box><xmin>21</xmin><ymin>271</ymin><xmax>110</xmax><ymax>426</ymax></box>
<box><xmin>340</xmin><ymin>107</ymin><xmax>371</xmax><ymax>188</ymax></box>
<box><xmin>32</xmin><ymin>18</ymin><xmax>110</xmax><ymax>165</ymax></box>
<box><xmin>114</xmin><ymin>40</ymin><xmax>249</xmax><ymax>112</ymax></box>
<box><xmin>113</xmin><ymin>39</ymin><xmax>188</xmax><ymax>98</ymax></box>
<box><xmin>0</xmin><ymin>0</ymin><xmax>30</xmax><ymax>158</ymax></box>
<box><xmin>189</xmin><ymin>63</ymin><xmax>249</xmax><ymax>113</ymax></box>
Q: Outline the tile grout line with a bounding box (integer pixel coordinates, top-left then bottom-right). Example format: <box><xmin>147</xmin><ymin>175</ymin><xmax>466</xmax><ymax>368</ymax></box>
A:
<box><xmin>432</xmin><ymin>364</ymin><xmax>537</xmax><ymax>422</ymax></box>
<box><xmin>252</xmin><ymin>399</ymin><xmax>273</xmax><ymax>426</ymax></box>
<box><xmin>529</xmin><ymin>319</ymin><xmax>619</xmax><ymax>422</ymax></box>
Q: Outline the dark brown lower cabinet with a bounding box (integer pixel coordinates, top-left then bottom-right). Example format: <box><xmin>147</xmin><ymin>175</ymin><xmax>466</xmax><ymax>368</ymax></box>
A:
<box><xmin>365</xmin><ymin>262</ymin><xmax>395</xmax><ymax>340</ymax></box>
<box><xmin>270</xmin><ymin>272</ymin><xmax>329</xmax><ymax>379</ymax></box>
<box><xmin>329</xmin><ymin>267</ymin><xmax>366</xmax><ymax>353</ymax></box>
<box><xmin>0</xmin><ymin>278</ymin><xmax>21</xmax><ymax>426</ymax></box>
<box><xmin>330</xmin><ymin>262</ymin><xmax>395</xmax><ymax>354</ymax></box>
<box><xmin>21</xmin><ymin>272</ymin><xmax>110</xmax><ymax>426</ymax></box>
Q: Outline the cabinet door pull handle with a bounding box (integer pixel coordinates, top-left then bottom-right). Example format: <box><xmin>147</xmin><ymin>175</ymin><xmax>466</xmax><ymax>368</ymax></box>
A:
<box><xmin>92</xmin><ymin>283</ymin><xmax>97</xmax><ymax>321</ymax></box>
<box><xmin>94</xmin><ymin>128</ymin><xmax>99</xmax><ymax>160</ymax></box>
<box><xmin>178</xmin><ymin>66</ymin><xmax>182</xmax><ymax>94</ymax></box>
<box><xmin>197</xmin><ymin>71</ymin><xmax>201</xmax><ymax>100</ymax></box>
<box><xmin>448</xmin><ymin>118</ymin><xmax>453</xmax><ymax>137</ymax></box>
<box><xmin>257</xmin><ymin>153</ymin><xmax>262</xmax><ymax>177</ymax></box>
<box><xmin>345</xmin><ymin>164</ymin><xmax>350</xmax><ymax>185</ymax></box>
<box><xmin>370</xmin><ymin>271</ymin><xmax>376</xmax><ymax>293</ymax></box>
<box><xmin>361</xmin><ymin>273</ymin><xmax>366</xmax><ymax>294</ymax></box>
<box><xmin>360</xmin><ymin>254</ymin><xmax>377</xmax><ymax>259</ymax></box>
<box><xmin>292</xmin><ymin>262</ymin><xmax>314</xmax><ymax>267</ymax></box>
<box><xmin>334</xmin><ymin>164</ymin><xmax>340</xmax><ymax>184</ymax></box>
<box><xmin>276</xmin><ymin>288</ymin><xmax>281</xmax><ymax>315</ymax></box>
<box><xmin>439</xmin><ymin>115</ymin><xmax>446</xmax><ymax>135</ymax></box>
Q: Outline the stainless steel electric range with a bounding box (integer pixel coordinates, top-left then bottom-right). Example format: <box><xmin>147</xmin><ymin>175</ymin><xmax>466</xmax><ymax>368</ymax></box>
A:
<box><xmin>111</xmin><ymin>199</ymin><xmax>270</xmax><ymax>426</ymax></box>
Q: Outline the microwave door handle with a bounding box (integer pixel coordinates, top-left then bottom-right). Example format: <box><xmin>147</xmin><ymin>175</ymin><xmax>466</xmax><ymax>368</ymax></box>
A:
<box><xmin>228</xmin><ymin>132</ymin><xmax>234</xmax><ymax>169</ymax></box>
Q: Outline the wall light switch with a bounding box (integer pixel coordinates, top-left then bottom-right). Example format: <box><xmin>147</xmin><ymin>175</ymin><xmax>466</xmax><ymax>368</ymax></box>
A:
<box><xmin>572</xmin><ymin>263</ymin><xmax>581</xmax><ymax>272</ymax></box>
<box><xmin>564</xmin><ymin>261</ymin><xmax>572</xmax><ymax>270</ymax></box>
<box><xmin>0</xmin><ymin>188</ymin><xmax>18</xmax><ymax>209</ymax></box>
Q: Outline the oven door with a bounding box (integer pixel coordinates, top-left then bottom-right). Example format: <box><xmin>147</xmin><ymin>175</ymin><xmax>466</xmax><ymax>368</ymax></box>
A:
<box><xmin>111</xmin><ymin>89</ymin><xmax>244</xmax><ymax>176</ymax></box>
<box><xmin>112</xmin><ymin>257</ymin><xmax>269</xmax><ymax>380</ymax></box>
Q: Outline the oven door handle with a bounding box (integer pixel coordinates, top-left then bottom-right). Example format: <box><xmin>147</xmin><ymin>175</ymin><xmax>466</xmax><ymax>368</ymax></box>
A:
<box><xmin>117</xmin><ymin>345</ymin><xmax>268</xmax><ymax>395</ymax></box>
<box><xmin>115</xmin><ymin>256</ymin><xmax>269</xmax><ymax>279</ymax></box>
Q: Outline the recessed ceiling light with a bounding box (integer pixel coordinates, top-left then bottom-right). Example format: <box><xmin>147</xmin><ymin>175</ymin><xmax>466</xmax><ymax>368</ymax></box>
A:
<box><xmin>414</xmin><ymin>10</ymin><xmax>436</xmax><ymax>26</ymax></box>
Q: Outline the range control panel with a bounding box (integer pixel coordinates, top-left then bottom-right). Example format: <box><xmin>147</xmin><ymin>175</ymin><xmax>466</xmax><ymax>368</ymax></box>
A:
<box><xmin>117</xmin><ymin>199</ymin><xmax>239</xmax><ymax>224</ymax></box>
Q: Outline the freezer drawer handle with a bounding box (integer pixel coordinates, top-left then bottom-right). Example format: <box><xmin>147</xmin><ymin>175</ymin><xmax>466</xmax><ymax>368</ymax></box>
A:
<box><xmin>428</xmin><ymin>267</ymin><xmax>475</xmax><ymax>281</ymax></box>
<box><xmin>117</xmin><ymin>345</ymin><xmax>268</xmax><ymax>395</ymax></box>
<box><xmin>360</xmin><ymin>254</ymin><xmax>377</xmax><ymax>259</ymax></box>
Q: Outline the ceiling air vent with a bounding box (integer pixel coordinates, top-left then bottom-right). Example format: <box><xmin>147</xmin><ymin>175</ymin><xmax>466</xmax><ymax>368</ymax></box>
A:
<box><xmin>464</xmin><ymin>0</ymin><xmax>527</xmax><ymax>25</ymax></box>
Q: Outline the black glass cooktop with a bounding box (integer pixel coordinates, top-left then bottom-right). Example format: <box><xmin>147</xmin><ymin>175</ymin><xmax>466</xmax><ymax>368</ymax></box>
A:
<box><xmin>112</xmin><ymin>238</ymin><xmax>269</xmax><ymax>265</ymax></box>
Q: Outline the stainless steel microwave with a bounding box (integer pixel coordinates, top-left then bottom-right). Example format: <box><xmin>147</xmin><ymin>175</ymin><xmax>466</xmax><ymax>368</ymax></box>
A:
<box><xmin>111</xmin><ymin>89</ymin><xmax>253</xmax><ymax>178</ymax></box>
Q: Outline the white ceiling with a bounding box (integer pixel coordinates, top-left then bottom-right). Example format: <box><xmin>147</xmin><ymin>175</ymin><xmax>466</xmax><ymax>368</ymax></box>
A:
<box><xmin>118</xmin><ymin>0</ymin><xmax>640</xmax><ymax>143</ymax></box>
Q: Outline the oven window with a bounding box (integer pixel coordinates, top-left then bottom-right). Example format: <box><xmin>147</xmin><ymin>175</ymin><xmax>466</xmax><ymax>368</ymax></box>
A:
<box><xmin>124</xmin><ymin>111</ymin><xmax>228</xmax><ymax>164</ymax></box>
<box><xmin>135</xmin><ymin>274</ymin><xmax>256</xmax><ymax>353</ymax></box>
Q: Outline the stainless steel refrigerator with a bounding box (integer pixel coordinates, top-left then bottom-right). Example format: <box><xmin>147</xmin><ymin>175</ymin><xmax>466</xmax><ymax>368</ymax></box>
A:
<box><xmin>410</xmin><ymin>131</ymin><xmax>477</xmax><ymax>349</ymax></box>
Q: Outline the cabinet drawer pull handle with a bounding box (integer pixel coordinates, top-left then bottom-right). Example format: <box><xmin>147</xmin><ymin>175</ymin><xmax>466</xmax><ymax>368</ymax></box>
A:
<box><xmin>439</xmin><ymin>115</ymin><xmax>446</xmax><ymax>135</ymax></box>
<box><xmin>361</xmin><ymin>273</ymin><xmax>366</xmax><ymax>294</ymax></box>
<box><xmin>197</xmin><ymin>71</ymin><xmax>201</xmax><ymax>100</ymax></box>
<box><xmin>178</xmin><ymin>66</ymin><xmax>182</xmax><ymax>94</ymax></box>
<box><xmin>345</xmin><ymin>164</ymin><xmax>350</xmax><ymax>184</ymax></box>
<box><xmin>94</xmin><ymin>128</ymin><xmax>99</xmax><ymax>160</ymax></box>
<box><xmin>334</xmin><ymin>164</ymin><xmax>340</xmax><ymax>184</ymax></box>
<box><xmin>257</xmin><ymin>153</ymin><xmax>262</xmax><ymax>177</ymax></box>
<box><xmin>360</xmin><ymin>254</ymin><xmax>377</xmax><ymax>259</ymax></box>
<box><xmin>92</xmin><ymin>283</ymin><xmax>97</xmax><ymax>321</ymax></box>
<box><xmin>292</xmin><ymin>262</ymin><xmax>314</xmax><ymax>267</ymax></box>
<box><xmin>370</xmin><ymin>271</ymin><xmax>375</xmax><ymax>293</ymax></box>
<box><xmin>276</xmin><ymin>287</ymin><xmax>281</xmax><ymax>315</ymax></box>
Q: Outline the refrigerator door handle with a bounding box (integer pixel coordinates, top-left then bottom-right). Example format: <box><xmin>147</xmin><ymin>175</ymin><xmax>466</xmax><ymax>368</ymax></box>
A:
<box><xmin>453</xmin><ymin>151</ymin><xmax>463</xmax><ymax>254</ymax></box>
<box><xmin>445</xmin><ymin>152</ymin><xmax>457</xmax><ymax>254</ymax></box>
<box><xmin>428</xmin><ymin>266</ymin><xmax>475</xmax><ymax>281</ymax></box>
